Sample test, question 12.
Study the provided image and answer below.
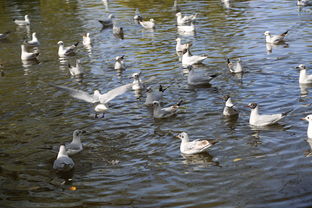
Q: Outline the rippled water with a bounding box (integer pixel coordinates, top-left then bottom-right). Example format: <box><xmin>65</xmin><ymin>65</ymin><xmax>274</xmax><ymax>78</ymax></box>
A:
<box><xmin>1</xmin><ymin>0</ymin><xmax>312</xmax><ymax>207</ymax></box>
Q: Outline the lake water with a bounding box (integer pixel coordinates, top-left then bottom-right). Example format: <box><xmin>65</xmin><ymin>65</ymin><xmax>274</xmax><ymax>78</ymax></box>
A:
<box><xmin>1</xmin><ymin>0</ymin><xmax>312</xmax><ymax>207</ymax></box>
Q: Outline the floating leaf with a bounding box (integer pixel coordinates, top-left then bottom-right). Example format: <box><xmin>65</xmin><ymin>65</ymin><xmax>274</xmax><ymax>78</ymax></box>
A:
<box><xmin>233</xmin><ymin>158</ymin><xmax>242</xmax><ymax>162</ymax></box>
<box><xmin>69</xmin><ymin>186</ymin><xmax>77</xmax><ymax>191</ymax></box>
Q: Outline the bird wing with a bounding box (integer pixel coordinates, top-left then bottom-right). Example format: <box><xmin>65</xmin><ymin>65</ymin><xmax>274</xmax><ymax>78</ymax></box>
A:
<box><xmin>52</xmin><ymin>84</ymin><xmax>98</xmax><ymax>103</ymax></box>
<box><xmin>99</xmin><ymin>83</ymin><xmax>132</xmax><ymax>104</ymax></box>
<box><xmin>256</xmin><ymin>114</ymin><xmax>283</xmax><ymax>125</ymax></box>
<box><xmin>53</xmin><ymin>156</ymin><xmax>74</xmax><ymax>170</ymax></box>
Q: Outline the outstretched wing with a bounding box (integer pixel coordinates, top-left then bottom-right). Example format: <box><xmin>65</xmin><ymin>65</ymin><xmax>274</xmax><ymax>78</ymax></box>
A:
<box><xmin>52</xmin><ymin>84</ymin><xmax>98</xmax><ymax>103</ymax></box>
<box><xmin>99</xmin><ymin>83</ymin><xmax>132</xmax><ymax>104</ymax></box>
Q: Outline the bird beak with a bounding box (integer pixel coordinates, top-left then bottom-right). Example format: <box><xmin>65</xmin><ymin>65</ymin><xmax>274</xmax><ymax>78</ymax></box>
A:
<box><xmin>301</xmin><ymin>118</ymin><xmax>306</xmax><ymax>121</ymax></box>
<box><xmin>82</xmin><ymin>130</ymin><xmax>87</xmax><ymax>134</ymax></box>
<box><xmin>295</xmin><ymin>67</ymin><xmax>300</xmax><ymax>69</ymax></box>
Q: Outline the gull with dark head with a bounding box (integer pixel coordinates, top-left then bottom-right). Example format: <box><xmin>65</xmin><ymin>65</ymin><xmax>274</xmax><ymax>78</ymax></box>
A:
<box><xmin>53</xmin><ymin>145</ymin><xmax>75</xmax><ymax>172</ymax></box>
<box><xmin>247</xmin><ymin>103</ymin><xmax>291</xmax><ymax>126</ymax></box>
<box><xmin>176</xmin><ymin>132</ymin><xmax>216</xmax><ymax>155</ymax></box>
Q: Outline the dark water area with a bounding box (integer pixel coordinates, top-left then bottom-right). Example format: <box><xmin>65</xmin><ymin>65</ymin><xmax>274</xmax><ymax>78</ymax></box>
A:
<box><xmin>1</xmin><ymin>0</ymin><xmax>312</xmax><ymax>207</ymax></box>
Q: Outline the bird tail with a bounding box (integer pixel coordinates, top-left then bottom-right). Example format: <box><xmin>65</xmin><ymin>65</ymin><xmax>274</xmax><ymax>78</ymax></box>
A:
<box><xmin>227</xmin><ymin>58</ymin><xmax>231</xmax><ymax>64</ymax></box>
<box><xmin>282</xmin><ymin>30</ymin><xmax>289</xmax><ymax>37</ymax></box>
<box><xmin>159</xmin><ymin>84</ymin><xmax>169</xmax><ymax>92</ymax></box>
<box><xmin>74</xmin><ymin>42</ymin><xmax>79</xmax><ymax>47</ymax></box>
<box><xmin>176</xmin><ymin>100</ymin><xmax>183</xmax><ymax>106</ymax></box>
<box><xmin>210</xmin><ymin>73</ymin><xmax>220</xmax><ymax>79</ymax></box>
<box><xmin>4</xmin><ymin>31</ymin><xmax>10</xmax><ymax>35</ymax></box>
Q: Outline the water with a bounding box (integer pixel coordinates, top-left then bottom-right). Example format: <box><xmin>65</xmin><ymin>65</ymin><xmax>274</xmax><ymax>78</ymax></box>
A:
<box><xmin>1</xmin><ymin>0</ymin><xmax>312</xmax><ymax>207</ymax></box>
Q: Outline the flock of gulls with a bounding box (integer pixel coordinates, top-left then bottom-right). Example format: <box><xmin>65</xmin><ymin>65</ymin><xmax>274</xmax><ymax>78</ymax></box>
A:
<box><xmin>1</xmin><ymin>0</ymin><xmax>312</xmax><ymax>173</ymax></box>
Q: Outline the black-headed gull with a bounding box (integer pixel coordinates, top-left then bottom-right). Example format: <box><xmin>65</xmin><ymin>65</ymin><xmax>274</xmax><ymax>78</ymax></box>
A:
<box><xmin>68</xmin><ymin>59</ymin><xmax>83</xmax><ymax>77</ymax></box>
<box><xmin>98</xmin><ymin>14</ymin><xmax>114</xmax><ymax>29</ymax></box>
<box><xmin>302</xmin><ymin>115</ymin><xmax>312</xmax><ymax>138</ymax></box>
<box><xmin>176</xmin><ymin>132</ymin><xmax>216</xmax><ymax>155</ymax></box>
<box><xmin>21</xmin><ymin>44</ymin><xmax>39</xmax><ymax>60</ymax></box>
<box><xmin>13</xmin><ymin>15</ymin><xmax>30</xmax><ymax>26</ymax></box>
<box><xmin>296</xmin><ymin>64</ymin><xmax>312</xmax><ymax>84</ymax></box>
<box><xmin>139</xmin><ymin>19</ymin><xmax>155</xmax><ymax>29</ymax></box>
<box><xmin>24</xmin><ymin>32</ymin><xmax>40</xmax><ymax>47</ymax></box>
<box><xmin>131</xmin><ymin>72</ymin><xmax>155</xmax><ymax>91</ymax></box>
<box><xmin>114</xmin><ymin>55</ymin><xmax>125</xmax><ymax>71</ymax></box>
<box><xmin>134</xmin><ymin>8</ymin><xmax>143</xmax><ymax>21</ymax></box>
<box><xmin>182</xmin><ymin>44</ymin><xmax>207</xmax><ymax>67</ymax></box>
<box><xmin>227</xmin><ymin>58</ymin><xmax>243</xmax><ymax>73</ymax></box>
<box><xmin>0</xmin><ymin>31</ymin><xmax>10</xmax><ymax>40</ymax></box>
<box><xmin>176</xmin><ymin>12</ymin><xmax>197</xmax><ymax>26</ymax></box>
<box><xmin>53</xmin><ymin>145</ymin><xmax>75</xmax><ymax>172</ymax></box>
<box><xmin>187</xmin><ymin>66</ymin><xmax>219</xmax><ymax>86</ymax></box>
<box><xmin>65</xmin><ymin>130</ymin><xmax>86</xmax><ymax>155</ymax></box>
<box><xmin>264</xmin><ymin>30</ymin><xmax>288</xmax><ymax>44</ymax></box>
<box><xmin>247</xmin><ymin>103</ymin><xmax>291</xmax><ymax>126</ymax></box>
<box><xmin>223</xmin><ymin>95</ymin><xmax>238</xmax><ymax>117</ymax></box>
<box><xmin>57</xmin><ymin>41</ymin><xmax>79</xmax><ymax>57</ymax></box>
<box><xmin>144</xmin><ymin>85</ymin><xmax>168</xmax><ymax>106</ymax></box>
<box><xmin>152</xmin><ymin>100</ymin><xmax>182</xmax><ymax>119</ymax></box>
<box><xmin>113</xmin><ymin>24</ymin><xmax>124</xmax><ymax>39</ymax></box>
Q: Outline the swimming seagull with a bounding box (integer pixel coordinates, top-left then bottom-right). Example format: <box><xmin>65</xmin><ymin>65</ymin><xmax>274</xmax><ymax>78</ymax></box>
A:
<box><xmin>98</xmin><ymin>14</ymin><xmax>114</xmax><ymax>29</ymax></box>
<box><xmin>21</xmin><ymin>44</ymin><xmax>39</xmax><ymax>60</ymax></box>
<box><xmin>176</xmin><ymin>132</ymin><xmax>216</xmax><ymax>155</ymax></box>
<box><xmin>139</xmin><ymin>19</ymin><xmax>155</xmax><ymax>29</ymax></box>
<box><xmin>114</xmin><ymin>55</ymin><xmax>125</xmax><ymax>70</ymax></box>
<box><xmin>82</xmin><ymin>33</ymin><xmax>91</xmax><ymax>46</ymax></box>
<box><xmin>223</xmin><ymin>95</ymin><xmax>238</xmax><ymax>117</ymax></box>
<box><xmin>113</xmin><ymin>24</ymin><xmax>124</xmax><ymax>39</ymax></box>
<box><xmin>227</xmin><ymin>58</ymin><xmax>243</xmax><ymax>73</ymax></box>
<box><xmin>182</xmin><ymin>44</ymin><xmax>208</xmax><ymax>67</ymax></box>
<box><xmin>0</xmin><ymin>31</ymin><xmax>10</xmax><ymax>40</ymax></box>
<box><xmin>52</xmin><ymin>83</ymin><xmax>132</xmax><ymax>118</ymax></box>
<box><xmin>57</xmin><ymin>41</ymin><xmax>79</xmax><ymax>57</ymax></box>
<box><xmin>152</xmin><ymin>100</ymin><xmax>183</xmax><ymax>119</ymax></box>
<box><xmin>24</xmin><ymin>32</ymin><xmax>40</xmax><ymax>47</ymax></box>
<box><xmin>296</xmin><ymin>64</ymin><xmax>312</xmax><ymax>84</ymax></box>
<box><xmin>144</xmin><ymin>85</ymin><xmax>168</xmax><ymax>106</ymax></box>
<box><xmin>68</xmin><ymin>59</ymin><xmax>83</xmax><ymax>77</ymax></box>
<box><xmin>264</xmin><ymin>30</ymin><xmax>288</xmax><ymax>44</ymax></box>
<box><xmin>302</xmin><ymin>115</ymin><xmax>312</xmax><ymax>138</ymax></box>
<box><xmin>65</xmin><ymin>130</ymin><xmax>86</xmax><ymax>155</ymax></box>
<box><xmin>53</xmin><ymin>145</ymin><xmax>75</xmax><ymax>172</ymax></box>
<box><xmin>187</xmin><ymin>66</ymin><xmax>219</xmax><ymax>86</ymax></box>
<box><xmin>131</xmin><ymin>72</ymin><xmax>156</xmax><ymax>91</ymax></box>
<box><xmin>13</xmin><ymin>15</ymin><xmax>30</xmax><ymax>26</ymax></box>
<box><xmin>176</xmin><ymin>12</ymin><xmax>197</xmax><ymax>26</ymax></box>
<box><xmin>247</xmin><ymin>103</ymin><xmax>291</xmax><ymax>126</ymax></box>
<box><xmin>175</xmin><ymin>38</ymin><xmax>189</xmax><ymax>52</ymax></box>
<box><xmin>297</xmin><ymin>0</ymin><xmax>312</xmax><ymax>6</ymax></box>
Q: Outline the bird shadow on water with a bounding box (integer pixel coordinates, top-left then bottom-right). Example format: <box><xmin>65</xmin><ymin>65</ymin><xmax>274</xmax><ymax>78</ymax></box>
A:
<box><xmin>181</xmin><ymin>152</ymin><xmax>220</xmax><ymax>167</ymax></box>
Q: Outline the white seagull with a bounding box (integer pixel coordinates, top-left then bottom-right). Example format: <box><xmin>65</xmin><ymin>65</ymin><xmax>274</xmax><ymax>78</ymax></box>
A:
<box><xmin>139</xmin><ymin>19</ymin><xmax>155</xmax><ymax>29</ymax></box>
<box><xmin>53</xmin><ymin>145</ymin><xmax>75</xmax><ymax>172</ymax></box>
<box><xmin>13</xmin><ymin>15</ymin><xmax>30</xmax><ymax>26</ymax></box>
<box><xmin>68</xmin><ymin>59</ymin><xmax>83</xmax><ymax>77</ymax></box>
<box><xmin>21</xmin><ymin>44</ymin><xmax>39</xmax><ymax>60</ymax></box>
<box><xmin>82</xmin><ymin>33</ymin><xmax>91</xmax><ymax>46</ymax></box>
<box><xmin>65</xmin><ymin>130</ymin><xmax>86</xmax><ymax>155</ymax></box>
<box><xmin>176</xmin><ymin>132</ymin><xmax>216</xmax><ymax>155</ymax></box>
<box><xmin>57</xmin><ymin>41</ymin><xmax>79</xmax><ymax>57</ymax></box>
<box><xmin>247</xmin><ymin>103</ymin><xmax>291</xmax><ymax>126</ymax></box>
<box><xmin>187</xmin><ymin>66</ymin><xmax>219</xmax><ymax>86</ymax></box>
<box><xmin>182</xmin><ymin>44</ymin><xmax>207</xmax><ymax>67</ymax></box>
<box><xmin>175</xmin><ymin>38</ymin><xmax>189</xmax><ymax>52</ymax></box>
<box><xmin>114</xmin><ymin>55</ymin><xmax>126</xmax><ymax>71</ymax></box>
<box><xmin>302</xmin><ymin>115</ymin><xmax>312</xmax><ymax>138</ymax></box>
<box><xmin>24</xmin><ymin>32</ymin><xmax>40</xmax><ymax>47</ymax></box>
<box><xmin>297</xmin><ymin>0</ymin><xmax>312</xmax><ymax>6</ymax></box>
<box><xmin>176</xmin><ymin>12</ymin><xmax>197</xmax><ymax>26</ymax></box>
<box><xmin>98</xmin><ymin>14</ymin><xmax>114</xmax><ymax>29</ymax></box>
<box><xmin>296</xmin><ymin>64</ymin><xmax>312</xmax><ymax>84</ymax></box>
<box><xmin>152</xmin><ymin>100</ymin><xmax>182</xmax><ymax>119</ymax></box>
<box><xmin>223</xmin><ymin>95</ymin><xmax>238</xmax><ymax>117</ymax></box>
<box><xmin>264</xmin><ymin>30</ymin><xmax>288</xmax><ymax>44</ymax></box>
<box><xmin>144</xmin><ymin>85</ymin><xmax>168</xmax><ymax>106</ymax></box>
<box><xmin>227</xmin><ymin>58</ymin><xmax>243</xmax><ymax>73</ymax></box>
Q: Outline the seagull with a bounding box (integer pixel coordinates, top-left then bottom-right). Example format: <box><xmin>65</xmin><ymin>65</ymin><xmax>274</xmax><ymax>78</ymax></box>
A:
<box><xmin>53</xmin><ymin>145</ymin><xmax>75</xmax><ymax>172</ymax></box>
<box><xmin>57</xmin><ymin>41</ymin><xmax>79</xmax><ymax>57</ymax></box>
<box><xmin>297</xmin><ymin>0</ymin><xmax>312</xmax><ymax>6</ymax></box>
<box><xmin>177</xmin><ymin>23</ymin><xmax>195</xmax><ymax>33</ymax></box>
<box><xmin>175</xmin><ymin>38</ymin><xmax>189</xmax><ymax>52</ymax></box>
<box><xmin>65</xmin><ymin>130</ymin><xmax>86</xmax><ymax>155</ymax></box>
<box><xmin>227</xmin><ymin>58</ymin><xmax>243</xmax><ymax>73</ymax></box>
<box><xmin>139</xmin><ymin>19</ymin><xmax>155</xmax><ymax>29</ymax></box>
<box><xmin>82</xmin><ymin>33</ymin><xmax>91</xmax><ymax>46</ymax></box>
<box><xmin>302</xmin><ymin>115</ymin><xmax>312</xmax><ymax>138</ymax></box>
<box><xmin>113</xmin><ymin>24</ymin><xmax>124</xmax><ymax>39</ymax></box>
<box><xmin>296</xmin><ymin>64</ymin><xmax>312</xmax><ymax>84</ymax></box>
<box><xmin>264</xmin><ymin>30</ymin><xmax>288</xmax><ymax>44</ymax></box>
<box><xmin>114</xmin><ymin>55</ymin><xmax>125</xmax><ymax>70</ymax></box>
<box><xmin>182</xmin><ymin>44</ymin><xmax>207</xmax><ymax>67</ymax></box>
<box><xmin>24</xmin><ymin>32</ymin><xmax>40</xmax><ymax>47</ymax></box>
<box><xmin>176</xmin><ymin>132</ymin><xmax>216</xmax><ymax>155</ymax></box>
<box><xmin>21</xmin><ymin>44</ymin><xmax>39</xmax><ymax>60</ymax></box>
<box><xmin>98</xmin><ymin>14</ymin><xmax>114</xmax><ymax>29</ymax></box>
<box><xmin>52</xmin><ymin>83</ymin><xmax>132</xmax><ymax>118</ymax></box>
<box><xmin>0</xmin><ymin>31</ymin><xmax>10</xmax><ymax>40</ymax></box>
<box><xmin>133</xmin><ymin>8</ymin><xmax>143</xmax><ymax>21</ymax></box>
<box><xmin>144</xmin><ymin>85</ymin><xmax>168</xmax><ymax>106</ymax></box>
<box><xmin>152</xmin><ymin>100</ymin><xmax>183</xmax><ymax>119</ymax></box>
<box><xmin>223</xmin><ymin>95</ymin><xmax>238</xmax><ymax>117</ymax></box>
<box><xmin>68</xmin><ymin>59</ymin><xmax>83</xmax><ymax>77</ymax></box>
<box><xmin>247</xmin><ymin>103</ymin><xmax>291</xmax><ymax>126</ymax></box>
<box><xmin>176</xmin><ymin>12</ymin><xmax>197</xmax><ymax>26</ymax></box>
<box><xmin>13</xmin><ymin>15</ymin><xmax>30</xmax><ymax>26</ymax></box>
<box><xmin>187</xmin><ymin>66</ymin><xmax>219</xmax><ymax>86</ymax></box>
